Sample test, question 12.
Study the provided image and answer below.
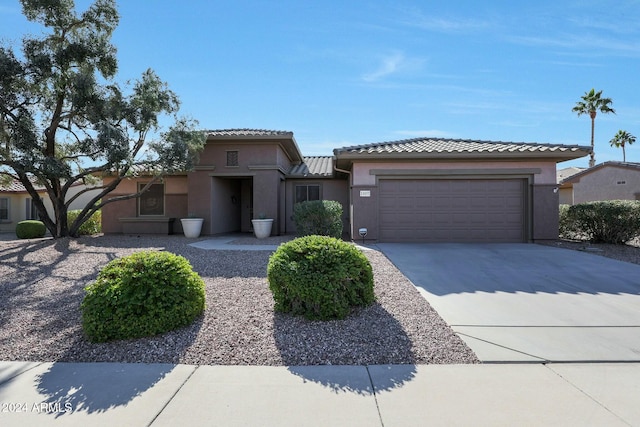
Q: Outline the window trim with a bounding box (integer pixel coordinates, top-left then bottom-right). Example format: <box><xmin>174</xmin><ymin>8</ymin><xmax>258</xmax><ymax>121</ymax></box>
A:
<box><xmin>226</xmin><ymin>150</ymin><xmax>239</xmax><ymax>167</ymax></box>
<box><xmin>294</xmin><ymin>183</ymin><xmax>322</xmax><ymax>204</ymax></box>
<box><xmin>138</xmin><ymin>182</ymin><xmax>165</xmax><ymax>216</ymax></box>
<box><xmin>0</xmin><ymin>197</ymin><xmax>9</xmax><ymax>222</ymax></box>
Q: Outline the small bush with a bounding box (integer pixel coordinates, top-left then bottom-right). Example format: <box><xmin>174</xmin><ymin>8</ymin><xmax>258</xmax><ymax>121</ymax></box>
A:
<box><xmin>68</xmin><ymin>209</ymin><xmax>101</xmax><ymax>235</ymax></box>
<box><xmin>564</xmin><ymin>200</ymin><xmax>640</xmax><ymax>244</ymax></box>
<box><xmin>81</xmin><ymin>251</ymin><xmax>206</xmax><ymax>342</ymax></box>
<box><xmin>267</xmin><ymin>235</ymin><xmax>374</xmax><ymax>320</ymax></box>
<box><xmin>558</xmin><ymin>204</ymin><xmax>584</xmax><ymax>240</ymax></box>
<box><xmin>15</xmin><ymin>220</ymin><xmax>46</xmax><ymax>239</ymax></box>
<box><xmin>293</xmin><ymin>200</ymin><xmax>343</xmax><ymax>238</ymax></box>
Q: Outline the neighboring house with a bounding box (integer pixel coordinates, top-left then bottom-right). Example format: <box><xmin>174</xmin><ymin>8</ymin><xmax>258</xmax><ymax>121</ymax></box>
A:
<box><xmin>556</xmin><ymin>166</ymin><xmax>586</xmax><ymax>205</ymax></box>
<box><xmin>0</xmin><ymin>179</ymin><xmax>102</xmax><ymax>234</ymax></box>
<box><xmin>101</xmin><ymin>129</ymin><xmax>590</xmax><ymax>243</ymax></box>
<box><xmin>559</xmin><ymin>161</ymin><xmax>640</xmax><ymax>205</ymax></box>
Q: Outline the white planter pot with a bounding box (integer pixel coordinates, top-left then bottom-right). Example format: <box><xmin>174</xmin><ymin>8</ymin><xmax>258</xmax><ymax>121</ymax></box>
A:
<box><xmin>181</xmin><ymin>218</ymin><xmax>204</xmax><ymax>238</ymax></box>
<box><xmin>251</xmin><ymin>219</ymin><xmax>273</xmax><ymax>239</ymax></box>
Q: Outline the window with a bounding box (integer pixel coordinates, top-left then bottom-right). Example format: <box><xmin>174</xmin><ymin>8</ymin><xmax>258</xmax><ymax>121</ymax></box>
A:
<box><xmin>295</xmin><ymin>184</ymin><xmax>321</xmax><ymax>204</ymax></box>
<box><xmin>139</xmin><ymin>183</ymin><xmax>165</xmax><ymax>216</ymax></box>
<box><xmin>26</xmin><ymin>198</ymin><xmax>39</xmax><ymax>220</ymax></box>
<box><xmin>226</xmin><ymin>150</ymin><xmax>239</xmax><ymax>167</ymax></box>
<box><xmin>0</xmin><ymin>198</ymin><xmax>9</xmax><ymax>221</ymax></box>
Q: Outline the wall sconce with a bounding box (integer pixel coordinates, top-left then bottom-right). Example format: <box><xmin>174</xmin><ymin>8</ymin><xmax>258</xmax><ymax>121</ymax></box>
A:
<box><xmin>553</xmin><ymin>187</ymin><xmax>559</xmax><ymax>194</ymax></box>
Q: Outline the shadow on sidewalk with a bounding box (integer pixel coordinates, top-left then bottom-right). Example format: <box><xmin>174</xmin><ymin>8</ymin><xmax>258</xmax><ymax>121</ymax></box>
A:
<box><xmin>274</xmin><ymin>303</ymin><xmax>418</xmax><ymax>394</ymax></box>
<box><xmin>35</xmin><ymin>362</ymin><xmax>177</xmax><ymax>416</ymax></box>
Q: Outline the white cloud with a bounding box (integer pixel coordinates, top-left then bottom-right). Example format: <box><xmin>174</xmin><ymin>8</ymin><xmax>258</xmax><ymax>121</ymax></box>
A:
<box><xmin>361</xmin><ymin>52</ymin><xmax>425</xmax><ymax>83</ymax></box>
<box><xmin>362</xmin><ymin>52</ymin><xmax>405</xmax><ymax>82</ymax></box>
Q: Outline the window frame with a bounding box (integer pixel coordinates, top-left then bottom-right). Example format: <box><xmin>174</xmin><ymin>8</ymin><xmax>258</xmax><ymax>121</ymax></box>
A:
<box><xmin>0</xmin><ymin>197</ymin><xmax>9</xmax><ymax>222</ymax></box>
<box><xmin>294</xmin><ymin>183</ymin><xmax>322</xmax><ymax>204</ymax></box>
<box><xmin>138</xmin><ymin>182</ymin><xmax>165</xmax><ymax>216</ymax></box>
<box><xmin>226</xmin><ymin>150</ymin><xmax>239</xmax><ymax>167</ymax></box>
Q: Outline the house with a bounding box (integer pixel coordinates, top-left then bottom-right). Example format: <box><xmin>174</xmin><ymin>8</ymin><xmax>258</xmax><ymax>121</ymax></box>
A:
<box><xmin>101</xmin><ymin>129</ymin><xmax>590</xmax><ymax>243</ymax></box>
<box><xmin>556</xmin><ymin>166</ymin><xmax>586</xmax><ymax>204</ymax></box>
<box><xmin>559</xmin><ymin>161</ymin><xmax>640</xmax><ymax>205</ymax></box>
<box><xmin>0</xmin><ymin>179</ymin><xmax>101</xmax><ymax>234</ymax></box>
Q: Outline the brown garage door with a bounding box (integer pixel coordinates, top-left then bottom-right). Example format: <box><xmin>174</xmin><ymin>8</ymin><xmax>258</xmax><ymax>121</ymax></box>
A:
<box><xmin>379</xmin><ymin>179</ymin><xmax>526</xmax><ymax>242</ymax></box>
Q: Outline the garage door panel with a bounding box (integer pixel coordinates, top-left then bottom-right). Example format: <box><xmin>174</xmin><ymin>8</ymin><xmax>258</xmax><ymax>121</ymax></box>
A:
<box><xmin>379</xmin><ymin>179</ymin><xmax>526</xmax><ymax>243</ymax></box>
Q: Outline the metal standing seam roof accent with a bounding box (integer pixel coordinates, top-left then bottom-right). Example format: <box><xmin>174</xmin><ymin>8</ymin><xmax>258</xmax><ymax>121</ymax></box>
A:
<box><xmin>288</xmin><ymin>156</ymin><xmax>334</xmax><ymax>177</ymax></box>
<box><xmin>205</xmin><ymin>129</ymin><xmax>294</xmax><ymax>138</ymax></box>
<box><xmin>334</xmin><ymin>137</ymin><xmax>591</xmax><ymax>155</ymax></box>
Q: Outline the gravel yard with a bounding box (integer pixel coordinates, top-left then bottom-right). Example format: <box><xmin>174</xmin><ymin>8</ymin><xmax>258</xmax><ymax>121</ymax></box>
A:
<box><xmin>0</xmin><ymin>234</ymin><xmax>479</xmax><ymax>366</ymax></box>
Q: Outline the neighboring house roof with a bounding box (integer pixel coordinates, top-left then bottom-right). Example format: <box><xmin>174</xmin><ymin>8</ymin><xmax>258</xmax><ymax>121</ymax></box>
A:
<box><xmin>334</xmin><ymin>137</ymin><xmax>591</xmax><ymax>165</ymax></box>
<box><xmin>205</xmin><ymin>129</ymin><xmax>294</xmax><ymax>138</ymax></box>
<box><xmin>288</xmin><ymin>156</ymin><xmax>334</xmax><ymax>177</ymax></box>
<box><xmin>205</xmin><ymin>128</ymin><xmax>304</xmax><ymax>164</ymax></box>
<box><xmin>557</xmin><ymin>166</ymin><xmax>586</xmax><ymax>184</ymax></box>
<box><xmin>560</xmin><ymin>161</ymin><xmax>640</xmax><ymax>184</ymax></box>
<box><xmin>0</xmin><ymin>178</ymin><xmax>46</xmax><ymax>193</ymax></box>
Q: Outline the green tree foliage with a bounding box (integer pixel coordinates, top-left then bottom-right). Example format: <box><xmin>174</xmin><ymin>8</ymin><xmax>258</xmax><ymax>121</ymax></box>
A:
<box><xmin>572</xmin><ymin>88</ymin><xmax>615</xmax><ymax>167</ymax></box>
<box><xmin>609</xmin><ymin>130</ymin><xmax>636</xmax><ymax>163</ymax></box>
<box><xmin>0</xmin><ymin>0</ymin><xmax>205</xmax><ymax>237</ymax></box>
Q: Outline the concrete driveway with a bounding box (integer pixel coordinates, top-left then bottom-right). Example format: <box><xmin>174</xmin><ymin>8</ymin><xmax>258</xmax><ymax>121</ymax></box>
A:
<box><xmin>377</xmin><ymin>243</ymin><xmax>640</xmax><ymax>363</ymax></box>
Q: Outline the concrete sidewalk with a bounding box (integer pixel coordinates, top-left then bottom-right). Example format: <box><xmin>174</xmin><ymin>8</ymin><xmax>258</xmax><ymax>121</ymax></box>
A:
<box><xmin>1</xmin><ymin>361</ymin><xmax>638</xmax><ymax>426</ymax></box>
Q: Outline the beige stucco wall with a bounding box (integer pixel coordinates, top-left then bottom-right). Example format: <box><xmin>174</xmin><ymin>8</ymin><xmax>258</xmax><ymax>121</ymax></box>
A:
<box><xmin>101</xmin><ymin>175</ymin><xmax>188</xmax><ymax>234</ymax></box>
<box><xmin>284</xmin><ymin>179</ymin><xmax>349</xmax><ymax>235</ymax></box>
<box><xmin>351</xmin><ymin>161</ymin><xmax>557</xmax><ymax>186</ymax></box>
<box><xmin>347</xmin><ymin>159</ymin><xmax>560</xmax><ymax>242</ymax></box>
<box><xmin>0</xmin><ymin>194</ymin><xmax>33</xmax><ymax>233</ymax></box>
<box><xmin>0</xmin><ymin>185</ymin><xmax>102</xmax><ymax>234</ymax></box>
<box><xmin>572</xmin><ymin>167</ymin><xmax>640</xmax><ymax>204</ymax></box>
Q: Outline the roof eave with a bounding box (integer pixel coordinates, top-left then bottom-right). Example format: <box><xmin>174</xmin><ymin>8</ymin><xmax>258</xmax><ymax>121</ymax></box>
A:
<box><xmin>334</xmin><ymin>150</ymin><xmax>591</xmax><ymax>162</ymax></box>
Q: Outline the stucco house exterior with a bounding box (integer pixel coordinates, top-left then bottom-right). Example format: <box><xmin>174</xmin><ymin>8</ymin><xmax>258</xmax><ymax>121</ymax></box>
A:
<box><xmin>559</xmin><ymin>161</ymin><xmax>640</xmax><ymax>205</ymax></box>
<box><xmin>556</xmin><ymin>166</ymin><xmax>586</xmax><ymax>205</ymax></box>
<box><xmin>101</xmin><ymin>129</ymin><xmax>590</xmax><ymax>243</ymax></box>
<box><xmin>0</xmin><ymin>179</ymin><xmax>101</xmax><ymax>234</ymax></box>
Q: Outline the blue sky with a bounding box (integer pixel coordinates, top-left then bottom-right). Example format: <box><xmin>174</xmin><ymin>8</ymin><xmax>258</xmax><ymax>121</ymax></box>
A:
<box><xmin>2</xmin><ymin>0</ymin><xmax>640</xmax><ymax>168</ymax></box>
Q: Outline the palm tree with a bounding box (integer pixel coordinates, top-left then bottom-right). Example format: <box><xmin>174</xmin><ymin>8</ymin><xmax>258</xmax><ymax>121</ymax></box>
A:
<box><xmin>610</xmin><ymin>130</ymin><xmax>636</xmax><ymax>162</ymax></box>
<box><xmin>572</xmin><ymin>88</ymin><xmax>616</xmax><ymax>167</ymax></box>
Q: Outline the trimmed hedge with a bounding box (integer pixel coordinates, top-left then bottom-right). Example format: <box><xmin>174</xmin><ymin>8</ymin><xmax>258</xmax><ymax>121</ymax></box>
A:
<box><xmin>293</xmin><ymin>200</ymin><xmax>343</xmax><ymax>238</ymax></box>
<box><xmin>81</xmin><ymin>251</ymin><xmax>206</xmax><ymax>342</ymax></box>
<box><xmin>267</xmin><ymin>235</ymin><xmax>374</xmax><ymax>320</ymax></box>
<box><xmin>560</xmin><ymin>200</ymin><xmax>640</xmax><ymax>244</ymax></box>
<box><xmin>68</xmin><ymin>209</ymin><xmax>102</xmax><ymax>235</ymax></box>
<box><xmin>15</xmin><ymin>220</ymin><xmax>46</xmax><ymax>239</ymax></box>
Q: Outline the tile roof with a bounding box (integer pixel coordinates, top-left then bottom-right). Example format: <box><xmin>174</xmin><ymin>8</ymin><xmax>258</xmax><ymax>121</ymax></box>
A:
<box><xmin>0</xmin><ymin>178</ymin><xmax>46</xmax><ymax>193</ymax></box>
<box><xmin>560</xmin><ymin>161</ymin><xmax>640</xmax><ymax>184</ymax></box>
<box><xmin>557</xmin><ymin>166</ymin><xmax>586</xmax><ymax>183</ymax></box>
<box><xmin>334</xmin><ymin>137</ymin><xmax>591</xmax><ymax>157</ymax></box>
<box><xmin>205</xmin><ymin>129</ymin><xmax>293</xmax><ymax>138</ymax></box>
<box><xmin>288</xmin><ymin>156</ymin><xmax>334</xmax><ymax>177</ymax></box>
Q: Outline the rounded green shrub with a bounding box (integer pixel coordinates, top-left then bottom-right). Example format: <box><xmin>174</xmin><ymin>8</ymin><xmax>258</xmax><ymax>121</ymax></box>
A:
<box><xmin>68</xmin><ymin>209</ymin><xmax>102</xmax><ymax>235</ymax></box>
<box><xmin>293</xmin><ymin>200</ymin><xmax>343</xmax><ymax>238</ymax></box>
<box><xmin>15</xmin><ymin>220</ymin><xmax>46</xmax><ymax>239</ymax></box>
<box><xmin>267</xmin><ymin>235</ymin><xmax>374</xmax><ymax>320</ymax></box>
<box><xmin>565</xmin><ymin>200</ymin><xmax>640</xmax><ymax>244</ymax></box>
<box><xmin>81</xmin><ymin>251</ymin><xmax>206</xmax><ymax>342</ymax></box>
